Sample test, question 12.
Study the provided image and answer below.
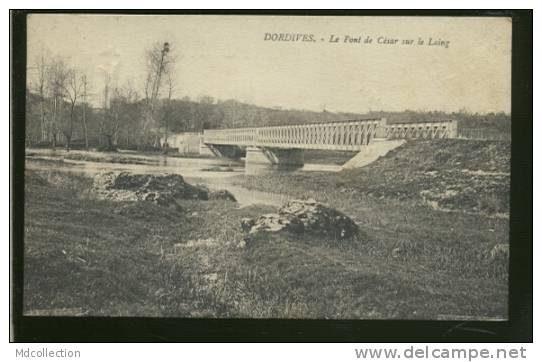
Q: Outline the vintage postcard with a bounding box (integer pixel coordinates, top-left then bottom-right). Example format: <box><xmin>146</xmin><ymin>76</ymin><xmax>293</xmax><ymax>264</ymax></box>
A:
<box><xmin>21</xmin><ymin>13</ymin><xmax>512</xmax><ymax>321</ymax></box>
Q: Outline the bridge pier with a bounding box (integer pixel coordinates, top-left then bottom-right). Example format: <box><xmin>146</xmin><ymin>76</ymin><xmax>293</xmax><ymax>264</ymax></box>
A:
<box><xmin>200</xmin><ymin>142</ymin><xmax>244</xmax><ymax>159</ymax></box>
<box><xmin>199</xmin><ymin>118</ymin><xmax>458</xmax><ymax>170</ymax></box>
<box><xmin>199</xmin><ymin>142</ymin><xmax>218</xmax><ymax>157</ymax></box>
<box><xmin>245</xmin><ymin>146</ymin><xmax>304</xmax><ymax>166</ymax></box>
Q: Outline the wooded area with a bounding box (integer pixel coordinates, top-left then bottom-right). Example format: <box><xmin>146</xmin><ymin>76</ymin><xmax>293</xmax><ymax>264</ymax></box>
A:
<box><xmin>25</xmin><ymin>43</ymin><xmax>511</xmax><ymax>151</ymax></box>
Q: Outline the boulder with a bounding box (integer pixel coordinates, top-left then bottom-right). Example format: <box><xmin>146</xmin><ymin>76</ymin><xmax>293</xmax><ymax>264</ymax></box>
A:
<box><xmin>140</xmin><ymin>191</ymin><xmax>184</xmax><ymax>211</ymax></box>
<box><xmin>208</xmin><ymin>189</ymin><xmax>237</xmax><ymax>202</ymax></box>
<box><xmin>278</xmin><ymin>199</ymin><xmax>359</xmax><ymax>239</ymax></box>
<box><xmin>248</xmin><ymin>213</ymin><xmax>304</xmax><ymax>235</ymax></box>
<box><xmin>92</xmin><ymin>173</ymin><xmax>140</xmax><ymax>202</ymax></box>
<box><xmin>92</xmin><ymin>172</ymin><xmax>210</xmax><ymax>209</ymax></box>
<box><xmin>128</xmin><ymin>173</ymin><xmax>207</xmax><ymax>200</ymax></box>
<box><xmin>193</xmin><ymin>184</ymin><xmax>237</xmax><ymax>202</ymax></box>
<box><xmin>241</xmin><ymin>198</ymin><xmax>358</xmax><ymax>240</ymax></box>
<box><xmin>240</xmin><ymin>218</ymin><xmax>256</xmax><ymax>232</ymax></box>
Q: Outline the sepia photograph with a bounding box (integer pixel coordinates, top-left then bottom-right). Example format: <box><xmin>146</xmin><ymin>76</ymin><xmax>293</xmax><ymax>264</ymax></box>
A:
<box><xmin>18</xmin><ymin>13</ymin><xmax>514</xmax><ymax>323</ymax></box>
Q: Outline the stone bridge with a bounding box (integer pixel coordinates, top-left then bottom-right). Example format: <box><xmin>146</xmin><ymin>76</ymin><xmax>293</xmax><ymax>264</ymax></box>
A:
<box><xmin>198</xmin><ymin>118</ymin><xmax>458</xmax><ymax>167</ymax></box>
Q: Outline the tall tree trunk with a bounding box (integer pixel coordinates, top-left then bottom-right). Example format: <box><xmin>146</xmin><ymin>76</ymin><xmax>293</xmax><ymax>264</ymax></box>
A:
<box><xmin>65</xmin><ymin>135</ymin><xmax>71</xmax><ymax>151</ymax></box>
<box><xmin>39</xmin><ymin>93</ymin><xmax>46</xmax><ymax>142</ymax></box>
<box><xmin>113</xmin><ymin>110</ymin><xmax>119</xmax><ymax>150</ymax></box>
<box><xmin>82</xmin><ymin>102</ymin><xmax>88</xmax><ymax>149</ymax></box>
<box><xmin>51</xmin><ymin>97</ymin><xmax>57</xmax><ymax>149</ymax></box>
<box><xmin>66</xmin><ymin>102</ymin><xmax>75</xmax><ymax>151</ymax></box>
<box><xmin>82</xmin><ymin>76</ymin><xmax>89</xmax><ymax>149</ymax></box>
<box><xmin>164</xmin><ymin>116</ymin><xmax>169</xmax><ymax>154</ymax></box>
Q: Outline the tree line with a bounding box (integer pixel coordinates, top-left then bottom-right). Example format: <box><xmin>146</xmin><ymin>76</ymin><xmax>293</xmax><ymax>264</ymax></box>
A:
<box><xmin>25</xmin><ymin>44</ymin><xmax>511</xmax><ymax>151</ymax></box>
<box><xmin>26</xmin><ymin>42</ymin><xmax>178</xmax><ymax>151</ymax></box>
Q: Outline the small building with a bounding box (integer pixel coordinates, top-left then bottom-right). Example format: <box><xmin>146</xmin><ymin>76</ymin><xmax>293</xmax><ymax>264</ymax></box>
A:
<box><xmin>160</xmin><ymin>132</ymin><xmax>203</xmax><ymax>155</ymax></box>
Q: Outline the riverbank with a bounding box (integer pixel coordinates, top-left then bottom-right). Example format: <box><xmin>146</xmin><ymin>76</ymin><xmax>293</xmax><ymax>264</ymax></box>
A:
<box><xmin>26</xmin><ymin>147</ymin><xmax>357</xmax><ymax>166</ymax></box>
<box><xmin>24</xmin><ymin>166</ymin><xmax>508</xmax><ymax>319</ymax></box>
<box><xmin>233</xmin><ymin>139</ymin><xmax>510</xmax><ymax>216</ymax></box>
<box><xmin>25</xmin><ymin>148</ymin><xmax>213</xmax><ymax>165</ymax></box>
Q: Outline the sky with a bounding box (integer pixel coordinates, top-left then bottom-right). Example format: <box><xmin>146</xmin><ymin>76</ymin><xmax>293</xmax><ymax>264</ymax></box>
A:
<box><xmin>27</xmin><ymin>14</ymin><xmax>512</xmax><ymax>114</ymax></box>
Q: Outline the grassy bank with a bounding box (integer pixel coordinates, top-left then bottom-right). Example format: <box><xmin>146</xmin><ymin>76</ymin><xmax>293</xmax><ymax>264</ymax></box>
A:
<box><xmin>235</xmin><ymin>139</ymin><xmax>510</xmax><ymax>215</ymax></box>
<box><xmin>24</xmin><ymin>163</ymin><xmax>508</xmax><ymax>319</ymax></box>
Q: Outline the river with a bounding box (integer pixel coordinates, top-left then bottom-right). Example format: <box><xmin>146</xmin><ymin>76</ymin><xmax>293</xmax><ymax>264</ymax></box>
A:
<box><xmin>25</xmin><ymin>148</ymin><xmax>341</xmax><ymax>207</ymax></box>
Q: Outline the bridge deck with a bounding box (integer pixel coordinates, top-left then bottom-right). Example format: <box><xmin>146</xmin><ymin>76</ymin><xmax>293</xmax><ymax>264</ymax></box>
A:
<box><xmin>203</xmin><ymin>119</ymin><xmax>457</xmax><ymax>151</ymax></box>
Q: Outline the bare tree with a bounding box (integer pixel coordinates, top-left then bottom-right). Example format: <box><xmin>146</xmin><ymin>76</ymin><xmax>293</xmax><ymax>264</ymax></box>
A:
<box><xmin>142</xmin><ymin>41</ymin><xmax>175</xmax><ymax>148</ymax></box>
<box><xmin>61</xmin><ymin>67</ymin><xmax>84</xmax><ymax>151</ymax></box>
<box><xmin>46</xmin><ymin>58</ymin><xmax>69</xmax><ymax>149</ymax></box>
<box><xmin>98</xmin><ymin>72</ymin><xmax>116</xmax><ymax>150</ymax></box>
<box><xmin>99</xmin><ymin>73</ymin><xmax>140</xmax><ymax>151</ymax></box>
<box><xmin>161</xmin><ymin>72</ymin><xmax>175</xmax><ymax>152</ymax></box>
<box><xmin>33</xmin><ymin>50</ymin><xmax>50</xmax><ymax>142</ymax></box>
<box><xmin>81</xmin><ymin>74</ymin><xmax>90</xmax><ymax>149</ymax></box>
<box><xmin>115</xmin><ymin>83</ymin><xmax>139</xmax><ymax>148</ymax></box>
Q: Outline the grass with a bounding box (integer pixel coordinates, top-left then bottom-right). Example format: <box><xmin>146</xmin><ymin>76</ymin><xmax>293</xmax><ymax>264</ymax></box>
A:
<box><xmin>24</xmin><ymin>159</ymin><xmax>508</xmax><ymax>319</ymax></box>
<box><xmin>235</xmin><ymin>139</ymin><xmax>510</xmax><ymax>215</ymax></box>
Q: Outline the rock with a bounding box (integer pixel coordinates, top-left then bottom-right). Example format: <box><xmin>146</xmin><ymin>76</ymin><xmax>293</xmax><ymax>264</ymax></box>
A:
<box><xmin>278</xmin><ymin>199</ymin><xmax>359</xmax><ymax>239</ymax></box>
<box><xmin>108</xmin><ymin>172</ymin><xmax>208</xmax><ymax>199</ymax></box>
<box><xmin>92</xmin><ymin>172</ymin><xmax>210</xmax><ymax>209</ymax></box>
<box><xmin>242</xmin><ymin>199</ymin><xmax>358</xmax><ymax>240</ymax></box>
<box><xmin>140</xmin><ymin>192</ymin><xmax>184</xmax><ymax>212</ymax></box>
<box><xmin>249</xmin><ymin>213</ymin><xmax>304</xmax><ymax>235</ymax></box>
<box><xmin>209</xmin><ymin>189</ymin><xmax>237</xmax><ymax>202</ymax></box>
<box><xmin>241</xmin><ymin>218</ymin><xmax>256</xmax><ymax>232</ymax></box>
<box><xmin>196</xmin><ymin>184</ymin><xmax>236</xmax><ymax>202</ymax></box>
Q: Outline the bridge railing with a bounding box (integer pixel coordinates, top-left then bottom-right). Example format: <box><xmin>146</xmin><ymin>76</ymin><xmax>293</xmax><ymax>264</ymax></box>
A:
<box><xmin>202</xmin><ymin>127</ymin><xmax>257</xmax><ymax>146</ymax></box>
<box><xmin>254</xmin><ymin>119</ymin><xmax>383</xmax><ymax>151</ymax></box>
<box><xmin>386</xmin><ymin>120</ymin><xmax>458</xmax><ymax>139</ymax></box>
<box><xmin>203</xmin><ymin>119</ymin><xmax>384</xmax><ymax>151</ymax></box>
<box><xmin>203</xmin><ymin>119</ymin><xmax>385</xmax><ymax>151</ymax></box>
<box><xmin>202</xmin><ymin>119</ymin><xmax>458</xmax><ymax>150</ymax></box>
